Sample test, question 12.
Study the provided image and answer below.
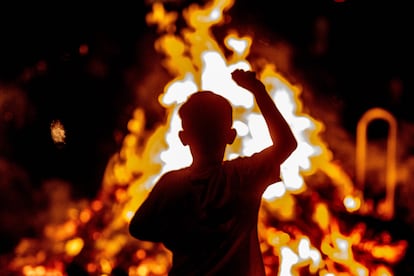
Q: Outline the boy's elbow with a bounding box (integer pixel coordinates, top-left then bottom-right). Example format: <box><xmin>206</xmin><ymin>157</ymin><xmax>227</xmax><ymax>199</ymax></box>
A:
<box><xmin>129</xmin><ymin>223</ymin><xmax>150</xmax><ymax>241</ymax></box>
<box><xmin>288</xmin><ymin>138</ymin><xmax>298</xmax><ymax>154</ymax></box>
<box><xmin>278</xmin><ymin>137</ymin><xmax>297</xmax><ymax>161</ymax></box>
<box><xmin>129</xmin><ymin>220</ymin><xmax>142</xmax><ymax>239</ymax></box>
<box><xmin>129</xmin><ymin>217</ymin><xmax>160</xmax><ymax>242</ymax></box>
<box><xmin>129</xmin><ymin>215</ymin><xmax>147</xmax><ymax>239</ymax></box>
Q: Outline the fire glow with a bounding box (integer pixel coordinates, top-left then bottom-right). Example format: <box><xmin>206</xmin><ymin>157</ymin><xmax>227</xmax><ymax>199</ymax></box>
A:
<box><xmin>6</xmin><ymin>0</ymin><xmax>408</xmax><ymax>275</ymax></box>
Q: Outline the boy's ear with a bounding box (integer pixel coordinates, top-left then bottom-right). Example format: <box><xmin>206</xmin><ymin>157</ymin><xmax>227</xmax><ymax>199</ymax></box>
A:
<box><xmin>227</xmin><ymin>128</ymin><xmax>237</xmax><ymax>144</ymax></box>
<box><xmin>179</xmin><ymin>130</ymin><xmax>188</xmax><ymax>145</ymax></box>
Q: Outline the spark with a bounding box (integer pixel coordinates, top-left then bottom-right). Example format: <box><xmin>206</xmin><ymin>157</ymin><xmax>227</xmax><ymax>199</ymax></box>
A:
<box><xmin>50</xmin><ymin>120</ymin><xmax>66</xmax><ymax>144</ymax></box>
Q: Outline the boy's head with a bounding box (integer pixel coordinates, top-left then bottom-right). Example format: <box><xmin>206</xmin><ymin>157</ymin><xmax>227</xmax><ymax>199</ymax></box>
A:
<box><xmin>178</xmin><ymin>91</ymin><xmax>236</xmax><ymax>153</ymax></box>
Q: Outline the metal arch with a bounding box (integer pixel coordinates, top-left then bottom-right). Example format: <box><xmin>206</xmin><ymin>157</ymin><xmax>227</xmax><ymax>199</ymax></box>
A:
<box><xmin>355</xmin><ymin>107</ymin><xmax>397</xmax><ymax>220</ymax></box>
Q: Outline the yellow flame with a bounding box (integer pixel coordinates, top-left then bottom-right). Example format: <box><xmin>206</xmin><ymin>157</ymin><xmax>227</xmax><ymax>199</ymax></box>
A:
<box><xmin>65</xmin><ymin>237</ymin><xmax>84</xmax><ymax>257</ymax></box>
<box><xmin>313</xmin><ymin>202</ymin><xmax>330</xmax><ymax>231</ymax></box>
<box><xmin>111</xmin><ymin>1</ymin><xmax>408</xmax><ymax>275</ymax></box>
<box><xmin>8</xmin><ymin>1</ymin><xmax>408</xmax><ymax>276</ymax></box>
<box><xmin>102</xmin><ymin>1</ymin><xmax>407</xmax><ymax>275</ymax></box>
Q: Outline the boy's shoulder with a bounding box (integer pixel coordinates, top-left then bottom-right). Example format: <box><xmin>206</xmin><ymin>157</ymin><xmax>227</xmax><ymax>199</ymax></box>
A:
<box><xmin>152</xmin><ymin>167</ymin><xmax>194</xmax><ymax>196</ymax></box>
<box><xmin>157</xmin><ymin>167</ymin><xmax>191</xmax><ymax>185</ymax></box>
<box><xmin>163</xmin><ymin>166</ymin><xmax>190</xmax><ymax>177</ymax></box>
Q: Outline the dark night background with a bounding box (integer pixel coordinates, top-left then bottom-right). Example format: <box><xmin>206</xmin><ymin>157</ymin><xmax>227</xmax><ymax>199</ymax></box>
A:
<box><xmin>1</xmin><ymin>0</ymin><xmax>413</xmax><ymax>270</ymax></box>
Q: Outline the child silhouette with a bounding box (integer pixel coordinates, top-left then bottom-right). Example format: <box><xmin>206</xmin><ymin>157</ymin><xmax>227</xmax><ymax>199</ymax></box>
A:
<box><xmin>129</xmin><ymin>69</ymin><xmax>298</xmax><ymax>275</ymax></box>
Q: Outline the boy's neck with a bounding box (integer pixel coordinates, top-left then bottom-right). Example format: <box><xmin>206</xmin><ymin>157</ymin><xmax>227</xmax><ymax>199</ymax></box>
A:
<box><xmin>190</xmin><ymin>157</ymin><xmax>223</xmax><ymax>172</ymax></box>
<box><xmin>189</xmin><ymin>145</ymin><xmax>226</xmax><ymax>171</ymax></box>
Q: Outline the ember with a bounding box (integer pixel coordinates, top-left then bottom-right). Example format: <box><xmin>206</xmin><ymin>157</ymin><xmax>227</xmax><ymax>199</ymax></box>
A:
<box><xmin>1</xmin><ymin>0</ymin><xmax>411</xmax><ymax>276</ymax></box>
<box><xmin>50</xmin><ymin>120</ymin><xmax>66</xmax><ymax>145</ymax></box>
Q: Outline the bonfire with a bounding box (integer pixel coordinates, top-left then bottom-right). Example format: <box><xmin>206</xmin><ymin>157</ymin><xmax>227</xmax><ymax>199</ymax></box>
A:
<box><xmin>2</xmin><ymin>0</ymin><xmax>410</xmax><ymax>275</ymax></box>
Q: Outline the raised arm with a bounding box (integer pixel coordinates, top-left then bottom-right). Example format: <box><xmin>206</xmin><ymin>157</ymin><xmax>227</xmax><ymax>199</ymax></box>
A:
<box><xmin>231</xmin><ymin>69</ymin><xmax>297</xmax><ymax>163</ymax></box>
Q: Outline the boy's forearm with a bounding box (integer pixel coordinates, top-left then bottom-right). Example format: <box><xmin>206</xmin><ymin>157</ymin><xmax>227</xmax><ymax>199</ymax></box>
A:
<box><xmin>231</xmin><ymin>69</ymin><xmax>297</xmax><ymax>158</ymax></box>
<box><xmin>252</xmin><ymin>84</ymin><xmax>297</xmax><ymax>156</ymax></box>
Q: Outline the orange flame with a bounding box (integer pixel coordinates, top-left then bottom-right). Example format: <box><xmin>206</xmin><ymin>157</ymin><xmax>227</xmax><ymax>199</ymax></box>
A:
<box><xmin>114</xmin><ymin>1</ymin><xmax>406</xmax><ymax>275</ymax></box>
<box><xmin>5</xmin><ymin>0</ymin><xmax>408</xmax><ymax>275</ymax></box>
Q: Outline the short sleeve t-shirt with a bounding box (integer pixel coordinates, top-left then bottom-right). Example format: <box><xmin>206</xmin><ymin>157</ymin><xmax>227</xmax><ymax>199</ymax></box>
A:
<box><xmin>130</xmin><ymin>150</ymin><xmax>281</xmax><ymax>276</ymax></box>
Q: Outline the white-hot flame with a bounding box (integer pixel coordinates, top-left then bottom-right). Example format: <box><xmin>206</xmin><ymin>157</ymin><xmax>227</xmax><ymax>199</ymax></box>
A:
<box><xmin>6</xmin><ymin>1</ymin><xmax>408</xmax><ymax>276</ymax></box>
<box><xmin>119</xmin><ymin>1</ymin><xmax>406</xmax><ymax>275</ymax></box>
<box><xmin>152</xmin><ymin>32</ymin><xmax>325</xmax><ymax>201</ymax></box>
